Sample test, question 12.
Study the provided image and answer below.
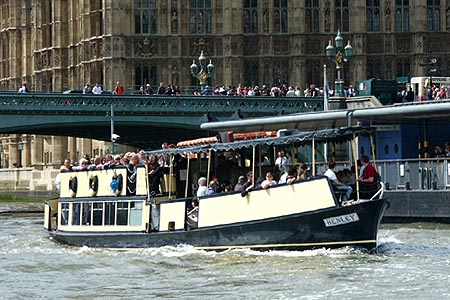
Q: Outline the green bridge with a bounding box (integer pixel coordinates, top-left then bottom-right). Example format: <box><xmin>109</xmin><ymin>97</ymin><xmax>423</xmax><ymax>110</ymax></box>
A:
<box><xmin>0</xmin><ymin>93</ymin><xmax>323</xmax><ymax>148</ymax></box>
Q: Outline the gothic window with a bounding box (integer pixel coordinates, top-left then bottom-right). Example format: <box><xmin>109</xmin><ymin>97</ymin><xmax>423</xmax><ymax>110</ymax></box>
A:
<box><xmin>244</xmin><ymin>61</ymin><xmax>259</xmax><ymax>86</ymax></box>
<box><xmin>427</xmin><ymin>0</ymin><xmax>441</xmax><ymax>31</ymax></box>
<box><xmin>335</xmin><ymin>0</ymin><xmax>349</xmax><ymax>32</ymax></box>
<box><xmin>244</xmin><ymin>0</ymin><xmax>258</xmax><ymax>34</ymax></box>
<box><xmin>274</xmin><ymin>0</ymin><xmax>288</xmax><ymax>33</ymax></box>
<box><xmin>306</xmin><ymin>0</ymin><xmax>320</xmax><ymax>33</ymax></box>
<box><xmin>305</xmin><ymin>59</ymin><xmax>321</xmax><ymax>88</ymax></box>
<box><xmin>366</xmin><ymin>0</ymin><xmax>381</xmax><ymax>32</ymax></box>
<box><xmin>90</xmin><ymin>1</ymin><xmax>103</xmax><ymax>36</ymax></box>
<box><xmin>190</xmin><ymin>0</ymin><xmax>212</xmax><ymax>34</ymax></box>
<box><xmin>367</xmin><ymin>59</ymin><xmax>383</xmax><ymax>79</ymax></box>
<box><xmin>273</xmin><ymin>60</ymin><xmax>289</xmax><ymax>85</ymax></box>
<box><xmin>135</xmin><ymin>0</ymin><xmax>158</xmax><ymax>34</ymax></box>
<box><xmin>396</xmin><ymin>59</ymin><xmax>411</xmax><ymax>77</ymax></box>
<box><xmin>41</xmin><ymin>1</ymin><xmax>52</xmax><ymax>48</ymax></box>
<box><xmin>135</xmin><ymin>64</ymin><xmax>157</xmax><ymax>89</ymax></box>
<box><xmin>395</xmin><ymin>0</ymin><xmax>409</xmax><ymax>32</ymax></box>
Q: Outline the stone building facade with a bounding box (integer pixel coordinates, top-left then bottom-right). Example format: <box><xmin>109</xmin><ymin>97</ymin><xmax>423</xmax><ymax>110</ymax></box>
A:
<box><xmin>0</xmin><ymin>0</ymin><xmax>450</xmax><ymax>169</ymax></box>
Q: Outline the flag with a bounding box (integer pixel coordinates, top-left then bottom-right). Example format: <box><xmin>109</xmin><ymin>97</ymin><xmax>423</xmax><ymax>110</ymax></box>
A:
<box><xmin>323</xmin><ymin>64</ymin><xmax>330</xmax><ymax>111</ymax></box>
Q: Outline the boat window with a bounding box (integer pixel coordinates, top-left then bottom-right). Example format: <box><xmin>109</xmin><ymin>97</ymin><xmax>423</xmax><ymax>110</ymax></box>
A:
<box><xmin>93</xmin><ymin>202</ymin><xmax>103</xmax><ymax>226</ymax></box>
<box><xmin>105</xmin><ymin>202</ymin><xmax>116</xmax><ymax>225</ymax></box>
<box><xmin>129</xmin><ymin>201</ymin><xmax>143</xmax><ymax>226</ymax></box>
<box><xmin>61</xmin><ymin>203</ymin><xmax>69</xmax><ymax>225</ymax></box>
<box><xmin>72</xmin><ymin>203</ymin><xmax>81</xmax><ymax>225</ymax></box>
<box><xmin>117</xmin><ymin>202</ymin><xmax>129</xmax><ymax>225</ymax></box>
<box><xmin>82</xmin><ymin>203</ymin><xmax>92</xmax><ymax>225</ymax></box>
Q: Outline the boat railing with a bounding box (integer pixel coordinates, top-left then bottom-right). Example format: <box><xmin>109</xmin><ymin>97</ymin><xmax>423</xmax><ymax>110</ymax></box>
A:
<box><xmin>332</xmin><ymin>158</ymin><xmax>450</xmax><ymax>191</ymax></box>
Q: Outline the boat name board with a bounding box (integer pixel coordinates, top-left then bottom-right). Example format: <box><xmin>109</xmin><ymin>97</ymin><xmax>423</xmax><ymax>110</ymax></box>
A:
<box><xmin>323</xmin><ymin>213</ymin><xmax>360</xmax><ymax>227</ymax></box>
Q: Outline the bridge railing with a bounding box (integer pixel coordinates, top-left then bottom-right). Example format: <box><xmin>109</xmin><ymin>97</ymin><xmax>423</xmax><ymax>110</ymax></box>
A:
<box><xmin>0</xmin><ymin>93</ymin><xmax>324</xmax><ymax>116</ymax></box>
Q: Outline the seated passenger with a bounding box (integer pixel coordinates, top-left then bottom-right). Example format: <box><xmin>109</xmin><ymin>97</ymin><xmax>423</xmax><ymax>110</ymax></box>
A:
<box><xmin>324</xmin><ymin>161</ymin><xmax>353</xmax><ymax>202</ymax></box>
<box><xmin>72</xmin><ymin>158</ymin><xmax>89</xmax><ymax>171</ymax></box>
<box><xmin>297</xmin><ymin>162</ymin><xmax>309</xmax><ymax>180</ymax></box>
<box><xmin>60</xmin><ymin>159</ymin><xmax>73</xmax><ymax>173</ymax></box>
<box><xmin>187</xmin><ymin>199</ymin><xmax>199</xmax><ymax>230</ymax></box>
<box><xmin>234</xmin><ymin>175</ymin><xmax>246</xmax><ymax>191</ymax></box>
<box><xmin>241</xmin><ymin>171</ymin><xmax>254</xmax><ymax>197</ymax></box>
<box><xmin>286</xmin><ymin>167</ymin><xmax>298</xmax><ymax>185</ymax></box>
<box><xmin>261</xmin><ymin>171</ymin><xmax>277</xmax><ymax>189</ymax></box>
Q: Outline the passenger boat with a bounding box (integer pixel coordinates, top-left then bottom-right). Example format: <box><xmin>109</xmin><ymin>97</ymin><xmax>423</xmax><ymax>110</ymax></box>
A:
<box><xmin>44</xmin><ymin>126</ymin><xmax>389</xmax><ymax>252</ymax></box>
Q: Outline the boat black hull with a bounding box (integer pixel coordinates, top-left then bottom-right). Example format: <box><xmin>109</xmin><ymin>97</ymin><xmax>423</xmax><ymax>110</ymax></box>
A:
<box><xmin>49</xmin><ymin>198</ymin><xmax>389</xmax><ymax>252</ymax></box>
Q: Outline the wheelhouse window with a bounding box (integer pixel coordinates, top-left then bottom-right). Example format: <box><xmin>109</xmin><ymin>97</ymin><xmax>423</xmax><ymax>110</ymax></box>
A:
<box><xmin>396</xmin><ymin>0</ymin><xmax>410</xmax><ymax>32</ymax></box>
<box><xmin>243</xmin><ymin>0</ymin><xmax>258</xmax><ymax>34</ymax></box>
<box><xmin>190</xmin><ymin>0</ymin><xmax>212</xmax><ymax>34</ymax></box>
<box><xmin>105</xmin><ymin>202</ymin><xmax>116</xmax><ymax>225</ymax></box>
<box><xmin>117</xmin><ymin>202</ymin><xmax>129</xmax><ymax>226</ymax></box>
<box><xmin>274</xmin><ymin>0</ymin><xmax>288</xmax><ymax>33</ymax></box>
<box><xmin>366</xmin><ymin>0</ymin><xmax>381</xmax><ymax>32</ymax></box>
<box><xmin>427</xmin><ymin>0</ymin><xmax>441</xmax><ymax>31</ymax></box>
<box><xmin>93</xmin><ymin>202</ymin><xmax>103</xmax><ymax>226</ymax></box>
<box><xmin>72</xmin><ymin>203</ymin><xmax>81</xmax><ymax>225</ymax></box>
<box><xmin>60</xmin><ymin>203</ymin><xmax>69</xmax><ymax>226</ymax></box>
<box><xmin>335</xmin><ymin>0</ymin><xmax>349</xmax><ymax>32</ymax></box>
<box><xmin>135</xmin><ymin>0</ymin><xmax>158</xmax><ymax>34</ymax></box>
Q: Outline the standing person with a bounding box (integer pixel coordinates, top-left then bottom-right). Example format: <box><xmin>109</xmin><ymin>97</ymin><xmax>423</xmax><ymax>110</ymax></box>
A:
<box><xmin>196</xmin><ymin>177</ymin><xmax>208</xmax><ymax>197</ymax></box>
<box><xmin>157</xmin><ymin>82</ymin><xmax>165</xmax><ymax>94</ymax></box>
<box><xmin>346</xmin><ymin>84</ymin><xmax>355</xmax><ymax>97</ymax></box>
<box><xmin>145</xmin><ymin>83</ymin><xmax>153</xmax><ymax>95</ymax></box>
<box><xmin>82</xmin><ymin>83</ymin><xmax>91</xmax><ymax>94</ymax></box>
<box><xmin>18</xmin><ymin>82</ymin><xmax>29</xmax><ymax>93</ymax></box>
<box><xmin>358</xmin><ymin>155</ymin><xmax>380</xmax><ymax>198</ymax></box>
<box><xmin>92</xmin><ymin>82</ymin><xmax>103</xmax><ymax>95</ymax></box>
<box><xmin>324</xmin><ymin>161</ymin><xmax>353</xmax><ymax>202</ymax></box>
<box><xmin>114</xmin><ymin>81</ymin><xmax>124</xmax><ymax>95</ymax></box>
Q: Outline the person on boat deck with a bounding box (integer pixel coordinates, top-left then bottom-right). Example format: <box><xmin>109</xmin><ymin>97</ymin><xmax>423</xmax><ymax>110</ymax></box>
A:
<box><xmin>241</xmin><ymin>171</ymin><xmax>254</xmax><ymax>197</ymax></box>
<box><xmin>286</xmin><ymin>167</ymin><xmax>298</xmax><ymax>185</ymax></box>
<box><xmin>186</xmin><ymin>199</ymin><xmax>199</xmax><ymax>229</ymax></box>
<box><xmin>234</xmin><ymin>175</ymin><xmax>246</xmax><ymax>191</ymax></box>
<box><xmin>207</xmin><ymin>180</ymin><xmax>217</xmax><ymax>195</ymax></box>
<box><xmin>324</xmin><ymin>161</ymin><xmax>353</xmax><ymax>202</ymax></box>
<box><xmin>358</xmin><ymin>155</ymin><xmax>380</xmax><ymax>198</ymax></box>
<box><xmin>72</xmin><ymin>158</ymin><xmax>89</xmax><ymax>171</ymax></box>
<box><xmin>147</xmin><ymin>155</ymin><xmax>163</xmax><ymax>194</ymax></box>
<box><xmin>60</xmin><ymin>159</ymin><xmax>73</xmax><ymax>173</ymax></box>
<box><xmin>297</xmin><ymin>162</ymin><xmax>309</xmax><ymax>180</ymax></box>
<box><xmin>275</xmin><ymin>151</ymin><xmax>288</xmax><ymax>171</ymax></box>
<box><xmin>197</xmin><ymin>177</ymin><xmax>208</xmax><ymax>197</ymax></box>
<box><xmin>261</xmin><ymin>172</ymin><xmax>277</xmax><ymax>189</ymax></box>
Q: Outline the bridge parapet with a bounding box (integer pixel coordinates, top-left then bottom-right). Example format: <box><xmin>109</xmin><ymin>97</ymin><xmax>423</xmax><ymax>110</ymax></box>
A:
<box><xmin>0</xmin><ymin>93</ymin><xmax>324</xmax><ymax>116</ymax></box>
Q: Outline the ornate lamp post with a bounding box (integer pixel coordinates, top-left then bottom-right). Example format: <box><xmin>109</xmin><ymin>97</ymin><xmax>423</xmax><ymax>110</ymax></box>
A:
<box><xmin>190</xmin><ymin>50</ymin><xmax>214</xmax><ymax>91</ymax></box>
<box><xmin>17</xmin><ymin>139</ymin><xmax>23</xmax><ymax>167</ymax></box>
<box><xmin>326</xmin><ymin>30</ymin><xmax>353</xmax><ymax>98</ymax></box>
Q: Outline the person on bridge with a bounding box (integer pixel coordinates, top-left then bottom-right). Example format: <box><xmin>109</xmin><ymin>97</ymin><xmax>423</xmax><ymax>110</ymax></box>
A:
<box><xmin>114</xmin><ymin>81</ymin><xmax>124</xmax><ymax>95</ymax></box>
<box><xmin>18</xmin><ymin>82</ymin><xmax>29</xmax><ymax>93</ymax></box>
<box><xmin>92</xmin><ymin>82</ymin><xmax>103</xmax><ymax>95</ymax></box>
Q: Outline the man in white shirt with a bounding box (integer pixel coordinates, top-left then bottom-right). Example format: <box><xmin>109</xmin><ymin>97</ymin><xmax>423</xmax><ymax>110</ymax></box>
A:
<box><xmin>324</xmin><ymin>161</ymin><xmax>353</xmax><ymax>202</ymax></box>
<box><xmin>92</xmin><ymin>82</ymin><xmax>103</xmax><ymax>95</ymax></box>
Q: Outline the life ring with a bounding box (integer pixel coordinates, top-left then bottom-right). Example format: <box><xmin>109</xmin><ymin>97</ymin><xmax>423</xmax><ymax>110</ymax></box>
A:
<box><xmin>89</xmin><ymin>175</ymin><xmax>99</xmax><ymax>197</ymax></box>
<box><xmin>69</xmin><ymin>176</ymin><xmax>78</xmax><ymax>197</ymax></box>
<box><xmin>110</xmin><ymin>173</ymin><xmax>123</xmax><ymax>196</ymax></box>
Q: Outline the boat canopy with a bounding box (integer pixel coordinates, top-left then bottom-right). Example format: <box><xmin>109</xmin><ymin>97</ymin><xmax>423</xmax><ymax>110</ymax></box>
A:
<box><xmin>145</xmin><ymin>126</ymin><xmax>376</xmax><ymax>156</ymax></box>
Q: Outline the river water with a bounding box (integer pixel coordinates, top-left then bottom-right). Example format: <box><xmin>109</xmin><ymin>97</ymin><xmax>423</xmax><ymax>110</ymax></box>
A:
<box><xmin>1</xmin><ymin>207</ymin><xmax>450</xmax><ymax>299</ymax></box>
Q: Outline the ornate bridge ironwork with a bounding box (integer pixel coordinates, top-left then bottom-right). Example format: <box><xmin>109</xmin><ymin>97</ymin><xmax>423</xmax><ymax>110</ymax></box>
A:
<box><xmin>0</xmin><ymin>93</ymin><xmax>323</xmax><ymax>148</ymax></box>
